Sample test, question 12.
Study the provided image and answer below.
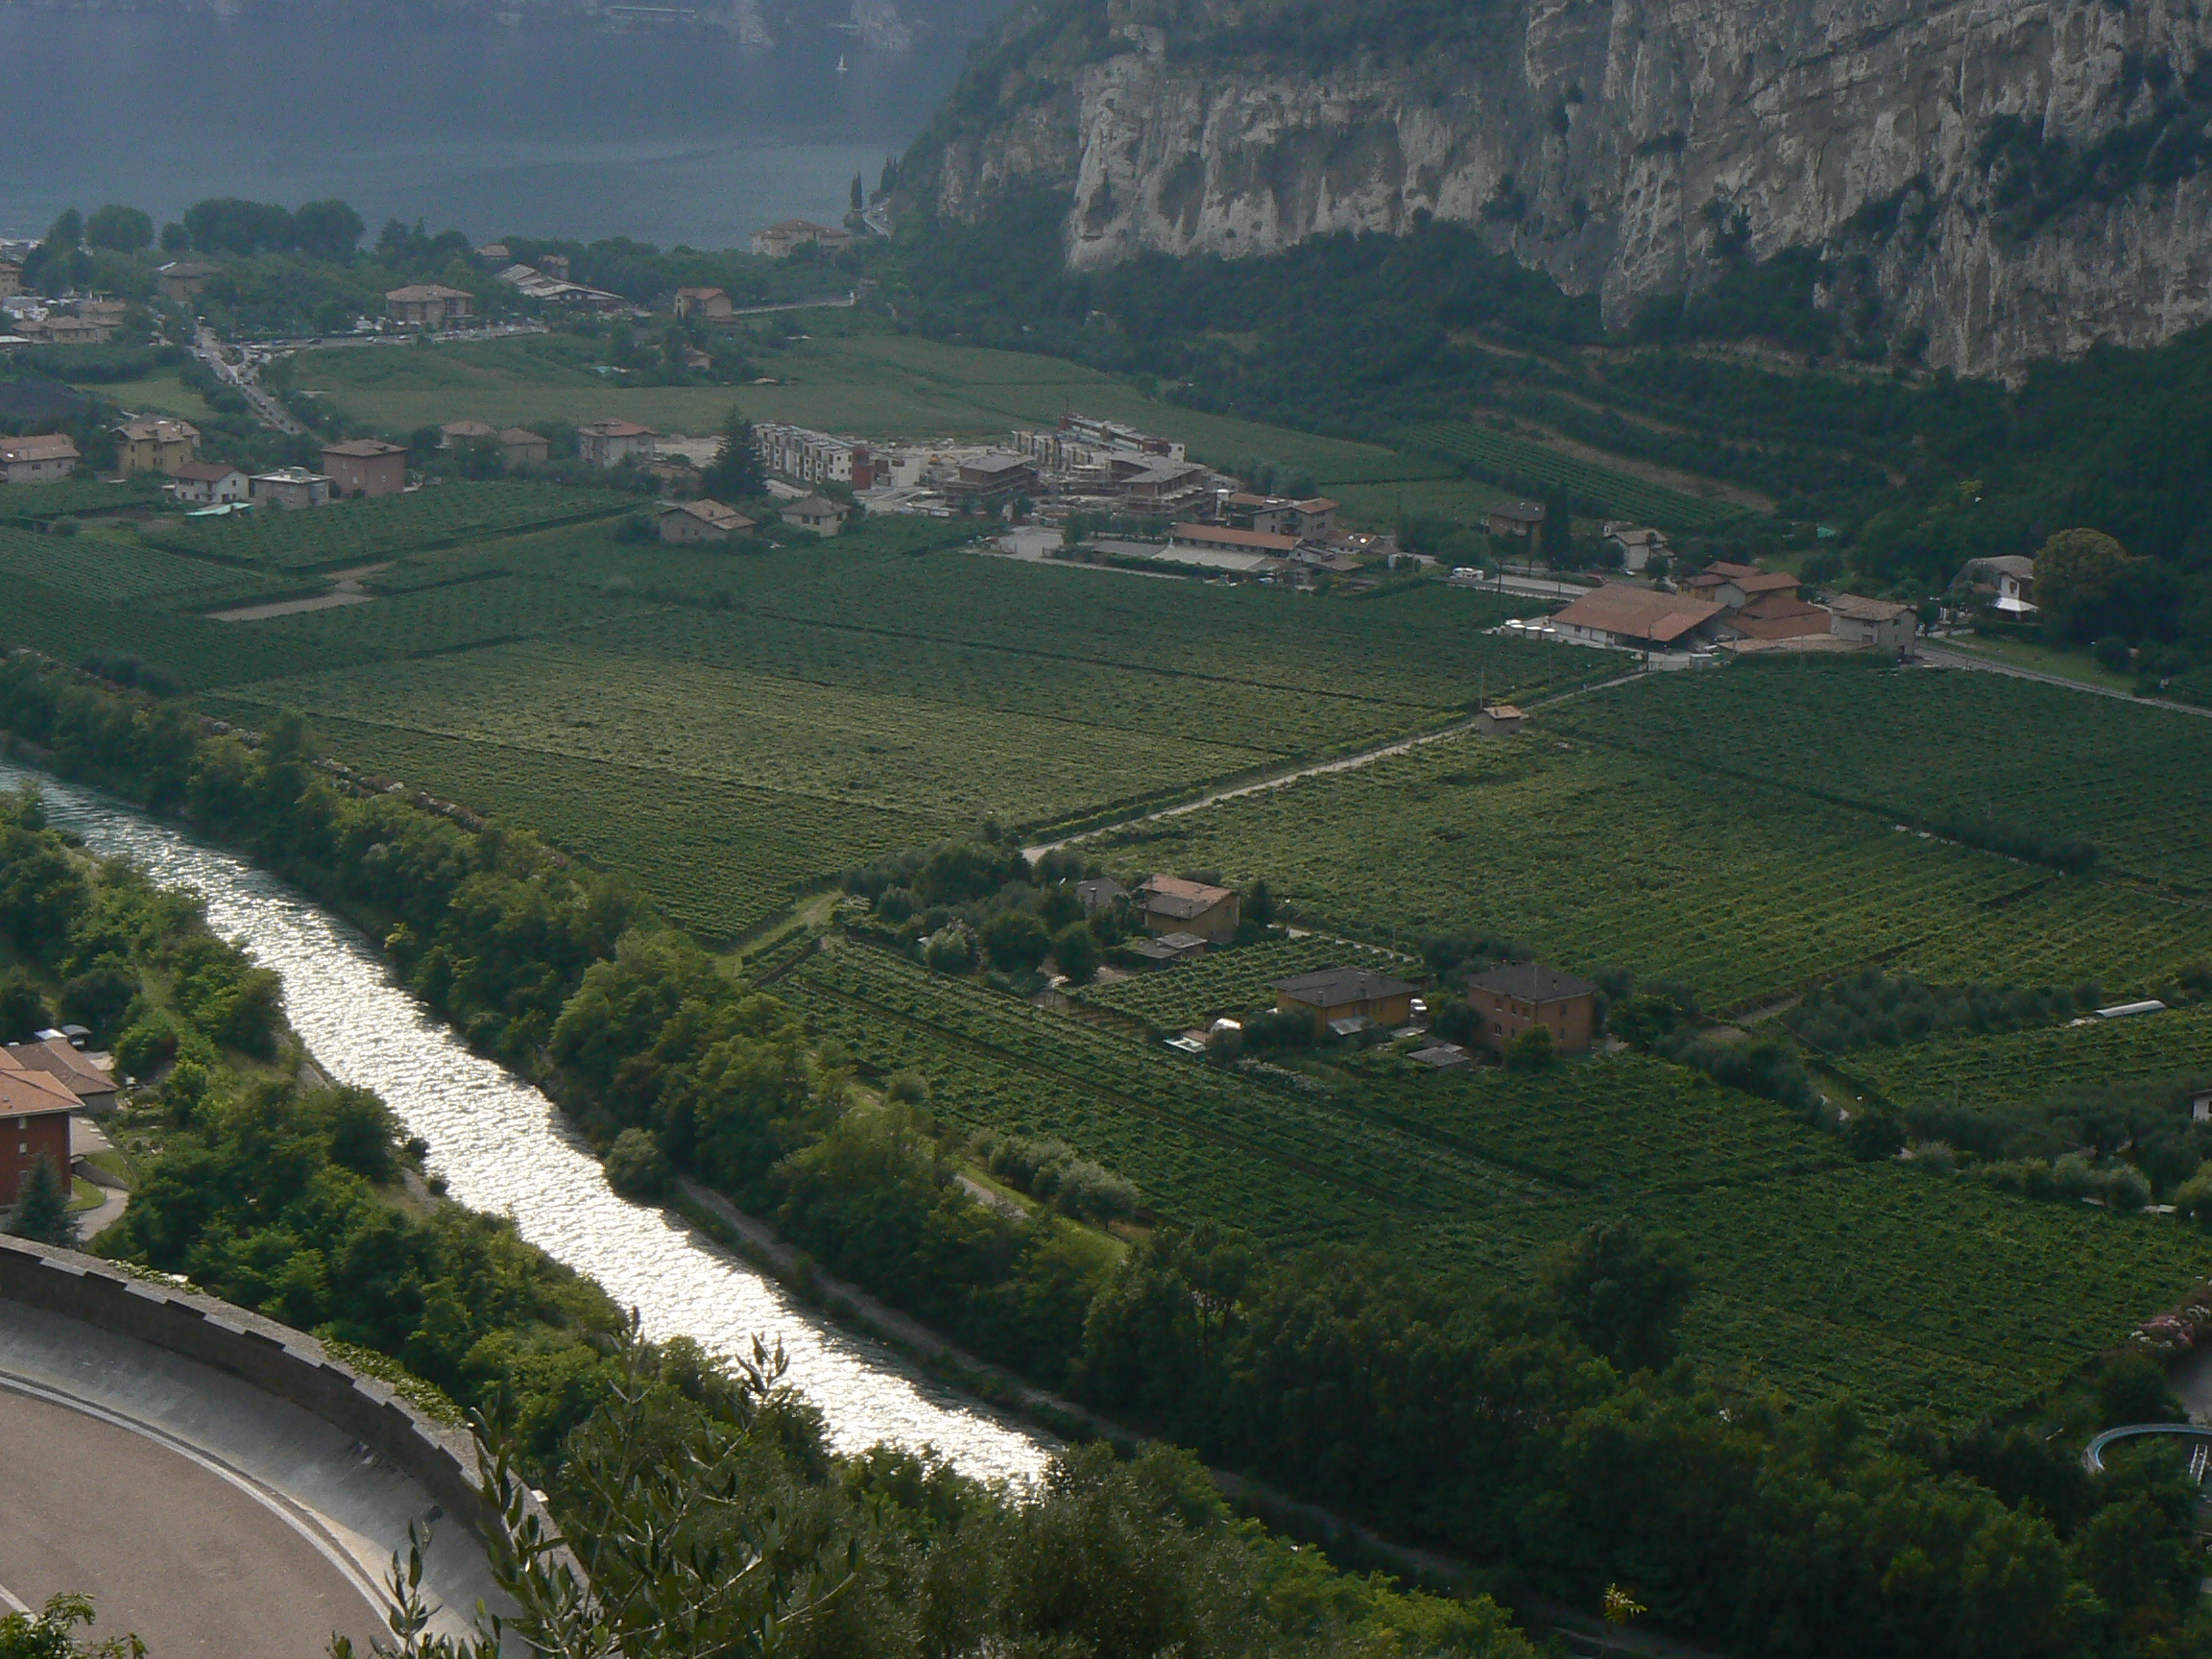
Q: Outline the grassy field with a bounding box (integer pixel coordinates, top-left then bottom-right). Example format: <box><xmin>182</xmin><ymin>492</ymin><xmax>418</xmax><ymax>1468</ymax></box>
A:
<box><xmin>94</xmin><ymin>368</ymin><xmax>223</xmax><ymax>424</ymax></box>
<box><xmin>784</xmin><ymin>940</ymin><xmax>2212</xmax><ymax>1419</ymax></box>
<box><xmin>1936</xmin><ymin>635</ymin><xmax>2142</xmax><ymax>693</ymax></box>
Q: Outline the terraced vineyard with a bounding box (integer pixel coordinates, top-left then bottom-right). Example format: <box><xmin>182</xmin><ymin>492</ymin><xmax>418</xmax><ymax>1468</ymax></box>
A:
<box><xmin>784</xmin><ymin>946</ymin><xmax>2212</xmax><ymax>1417</ymax></box>
<box><xmin>1844</xmin><ymin>1003</ymin><xmax>2212</xmax><ymax>1117</ymax></box>
<box><xmin>1074</xmin><ymin>935</ymin><xmax>1403</xmax><ymax>1031</ymax></box>
<box><xmin>1551</xmin><ymin>666</ymin><xmax>2212</xmax><ymax>893</ymax></box>
<box><xmin>1398</xmin><ymin>420</ymin><xmax>1746</xmax><ymax>531</ymax></box>
<box><xmin>139</xmin><ymin>482</ymin><xmax>633</xmax><ymax>570</ymax></box>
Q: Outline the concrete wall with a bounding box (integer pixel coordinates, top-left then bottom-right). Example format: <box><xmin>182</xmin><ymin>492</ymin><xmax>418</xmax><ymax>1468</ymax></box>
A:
<box><xmin>0</xmin><ymin>1236</ymin><xmax>537</xmax><ymax>1551</ymax></box>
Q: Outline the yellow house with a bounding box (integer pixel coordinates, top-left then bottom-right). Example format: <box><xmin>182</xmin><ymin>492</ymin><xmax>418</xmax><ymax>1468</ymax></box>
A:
<box><xmin>113</xmin><ymin>419</ymin><xmax>201</xmax><ymax>476</ymax></box>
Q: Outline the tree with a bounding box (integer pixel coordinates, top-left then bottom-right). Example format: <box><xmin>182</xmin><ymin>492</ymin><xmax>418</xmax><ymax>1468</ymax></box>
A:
<box><xmin>701</xmin><ymin>407</ymin><xmax>764</xmax><ymax>500</ymax></box>
<box><xmin>294</xmin><ymin>200</ymin><xmax>367</xmax><ymax>263</ymax></box>
<box><xmin>982</xmin><ymin>910</ymin><xmax>1051</xmax><ymax>973</ymax></box>
<box><xmin>1246</xmin><ymin>878</ymin><xmax>1277</xmax><ymax>926</ymax></box>
<box><xmin>851</xmin><ymin>173</ymin><xmax>865</xmax><ymax>212</ymax></box>
<box><xmin>84</xmin><ymin>205</ymin><xmax>152</xmax><ymax>253</ymax></box>
<box><xmin>1051</xmin><ymin>922</ymin><xmax>1101</xmax><ymax>984</ymax></box>
<box><xmin>1503</xmin><ymin>1022</ymin><xmax>1555</xmax><ymax>1070</ymax></box>
<box><xmin>1539</xmin><ymin>490</ymin><xmax>1572</xmax><ymax>565</ymax></box>
<box><xmin>158</xmin><ymin>222</ymin><xmax>188</xmax><ymax>253</ymax></box>
<box><xmin>605</xmin><ymin>1127</ymin><xmax>673</xmax><ymax>1199</ymax></box>
<box><xmin>1540</xmin><ymin>1218</ymin><xmax>1695</xmax><ymax>1373</ymax></box>
<box><xmin>0</xmin><ymin>1593</ymin><xmax>142</xmax><ymax>1659</ymax></box>
<box><xmin>44</xmin><ymin>208</ymin><xmax>84</xmax><ymax>251</ymax></box>
<box><xmin>181</xmin><ymin>198</ymin><xmax>296</xmax><ymax>256</ymax></box>
<box><xmin>8</xmin><ymin>1155</ymin><xmax>78</xmax><ymax>1248</ymax></box>
<box><xmin>2032</xmin><ymin>527</ymin><xmax>2133</xmax><ymax>640</ymax></box>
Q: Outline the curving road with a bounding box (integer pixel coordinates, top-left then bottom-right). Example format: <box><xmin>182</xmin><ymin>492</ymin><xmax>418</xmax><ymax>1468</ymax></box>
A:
<box><xmin>2080</xmin><ymin>1422</ymin><xmax>2212</xmax><ymax>1473</ymax></box>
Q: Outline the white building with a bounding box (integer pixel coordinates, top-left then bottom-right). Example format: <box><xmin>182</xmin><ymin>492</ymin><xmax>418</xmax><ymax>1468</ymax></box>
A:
<box><xmin>251</xmin><ymin>468</ymin><xmax>333</xmax><ymax>510</ymax></box>
<box><xmin>755</xmin><ymin>422</ymin><xmax>876</xmax><ymax>488</ymax></box>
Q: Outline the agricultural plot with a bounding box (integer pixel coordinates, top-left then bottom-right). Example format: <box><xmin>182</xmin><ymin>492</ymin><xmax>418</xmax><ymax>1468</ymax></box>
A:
<box><xmin>139</xmin><ymin>482</ymin><xmax>633</xmax><ymax>571</ymax></box>
<box><xmin>1398</xmin><ymin>420</ymin><xmax>1747</xmax><ymax>531</ymax></box>
<box><xmin>1073</xmin><ymin>936</ymin><xmax>1397</xmax><ymax>1031</ymax></box>
<box><xmin>1085</xmin><ymin>733</ymin><xmax>2202</xmax><ymax>1010</ymax></box>
<box><xmin>1551</xmin><ymin>667</ymin><xmax>2212</xmax><ymax>894</ymax></box>
<box><xmin>0</xmin><ymin>478</ymin><xmax>155</xmax><ymax>524</ymax></box>
<box><xmin>789</xmin><ymin>947</ymin><xmax>2212</xmax><ymax>1418</ymax></box>
<box><xmin>1844</xmin><ymin>1003</ymin><xmax>2212</xmax><ymax>1118</ymax></box>
<box><xmin>0</xmin><ymin>525</ymin><xmax>283</xmax><ymax>606</ymax></box>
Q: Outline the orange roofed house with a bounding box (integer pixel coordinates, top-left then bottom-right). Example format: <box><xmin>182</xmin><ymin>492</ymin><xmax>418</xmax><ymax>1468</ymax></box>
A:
<box><xmin>0</xmin><ymin>1057</ymin><xmax>76</xmax><ymax>1206</ymax></box>
<box><xmin>1549</xmin><ymin>583</ymin><xmax>1723</xmax><ymax>653</ymax></box>
<box><xmin>580</xmin><ymin>420</ymin><xmax>657</xmax><ymax>469</ymax></box>
<box><xmin>322</xmin><ymin>439</ymin><xmax>408</xmax><ymax>498</ymax></box>
<box><xmin>1137</xmin><ymin>876</ymin><xmax>1241</xmax><ymax>945</ymax></box>
<box><xmin>1466</xmin><ymin>962</ymin><xmax>1599</xmax><ymax>1056</ymax></box>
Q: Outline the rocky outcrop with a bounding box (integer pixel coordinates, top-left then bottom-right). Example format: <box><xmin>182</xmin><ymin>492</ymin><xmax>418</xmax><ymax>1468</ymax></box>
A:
<box><xmin>922</xmin><ymin>0</ymin><xmax>2212</xmax><ymax>376</ymax></box>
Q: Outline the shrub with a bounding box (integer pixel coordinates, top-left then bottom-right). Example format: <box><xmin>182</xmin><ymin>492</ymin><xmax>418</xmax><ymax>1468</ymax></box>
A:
<box><xmin>605</xmin><ymin>1127</ymin><xmax>674</xmax><ymax>1199</ymax></box>
<box><xmin>924</xmin><ymin>924</ymin><xmax>975</xmax><ymax>974</ymax></box>
<box><xmin>112</xmin><ymin>1009</ymin><xmax>180</xmax><ymax>1077</ymax></box>
<box><xmin>1503</xmin><ymin>1023</ymin><xmax>1556</xmax><ymax>1070</ymax></box>
<box><xmin>1051</xmin><ymin>922</ymin><xmax>1101</xmax><ymax>984</ymax></box>
<box><xmin>982</xmin><ymin>910</ymin><xmax>1051</xmax><ymax>973</ymax></box>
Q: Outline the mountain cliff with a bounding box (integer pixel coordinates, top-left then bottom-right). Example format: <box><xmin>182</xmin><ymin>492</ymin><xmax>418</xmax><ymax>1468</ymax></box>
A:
<box><xmin>908</xmin><ymin>0</ymin><xmax>2212</xmax><ymax>376</ymax></box>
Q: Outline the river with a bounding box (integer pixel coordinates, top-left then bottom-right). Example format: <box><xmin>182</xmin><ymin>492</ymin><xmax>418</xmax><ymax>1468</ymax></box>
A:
<box><xmin>0</xmin><ymin>7</ymin><xmax>992</xmax><ymax>248</ymax></box>
<box><xmin>0</xmin><ymin>757</ymin><xmax>1051</xmax><ymax>1484</ymax></box>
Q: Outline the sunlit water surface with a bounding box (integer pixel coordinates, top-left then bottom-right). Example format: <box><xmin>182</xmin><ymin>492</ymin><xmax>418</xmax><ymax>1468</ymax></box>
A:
<box><xmin>1</xmin><ymin>758</ymin><xmax>1051</xmax><ymax>1484</ymax></box>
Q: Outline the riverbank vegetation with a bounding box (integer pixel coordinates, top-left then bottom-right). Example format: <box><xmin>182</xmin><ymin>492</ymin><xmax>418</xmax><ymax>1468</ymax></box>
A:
<box><xmin>11</xmin><ymin>654</ymin><xmax>2212</xmax><ymax>1657</ymax></box>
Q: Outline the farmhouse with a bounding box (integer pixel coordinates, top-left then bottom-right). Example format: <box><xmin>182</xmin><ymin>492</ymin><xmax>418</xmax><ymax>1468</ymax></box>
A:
<box><xmin>251</xmin><ymin>467</ymin><xmax>333</xmax><ymax>510</ymax></box>
<box><xmin>579</xmin><ymin>420</ymin><xmax>658</xmax><ymax>469</ymax></box>
<box><xmin>156</xmin><ymin>258</ymin><xmax>217</xmax><ymax>300</ymax></box>
<box><xmin>780</xmin><ymin>494</ymin><xmax>848</xmax><ymax>536</ymax></box>
<box><xmin>1486</xmin><ymin>501</ymin><xmax>1546</xmax><ymax>539</ymax></box>
<box><xmin>385</xmin><ymin>283</ymin><xmax>474</xmax><ymax>328</ymax></box>
<box><xmin>1602</xmin><ymin>523</ymin><xmax>1668</xmax><ymax>572</ymax></box>
<box><xmin>1685</xmin><ymin>564</ymin><xmax>1801</xmax><ymax>611</ymax></box>
<box><xmin>1137</xmin><ymin>875</ymin><xmax>1240</xmax><ymax>944</ymax></box>
<box><xmin>1075</xmin><ymin>878</ymin><xmax>1126</xmax><ymax>913</ymax></box>
<box><xmin>0</xmin><ymin>434</ymin><xmax>80</xmax><ymax>484</ymax></box>
<box><xmin>751</xmin><ymin>220</ymin><xmax>853</xmax><ymax>258</ymax></box>
<box><xmin>1168</xmin><ymin>522</ymin><xmax>1300</xmax><ymax>559</ymax></box>
<box><xmin>1466</xmin><ymin>962</ymin><xmax>1599</xmax><ymax>1056</ymax></box>
<box><xmin>1723</xmin><ymin>590</ymin><xmax>1832</xmax><ymax>641</ymax></box>
<box><xmin>439</xmin><ymin>420</ymin><xmax>499</xmax><ymax>446</ymax></box>
<box><xmin>164</xmin><ymin>460</ymin><xmax>252</xmax><ymax>505</ymax></box>
<box><xmin>1958</xmin><ymin>555</ymin><xmax>2036</xmax><ymax>615</ymax></box>
<box><xmin>660</xmin><ymin>498</ymin><xmax>757</xmax><ymax>543</ymax></box>
<box><xmin>0</xmin><ymin>1063</ymin><xmax>75</xmax><ymax>1207</ymax></box>
<box><xmin>1829</xmin><ymin>593</ymin><xmax>1920</xmax><ymax>652</ymax></box>
<box><xmin>673</xmin><ymin>286</ymin><xmax>734</xmax><ymax>320</ymax></box>
<box><xmin>1549</xmin><ymin>583</ymin><xmax>1723</xmax><ymax>652</ymax></box>
<box><xmin>322</xmin><ymin>438</ymin><xmax>408</xmax><ymax>498</ymax></box>
<box><xmin>113</xmin><ymin>419</ymin><xmax>201</xmax><ymax>476</ymax></box>
<box><xmin>499</xmin><ymin>428</ymin><xmax>551</xmax><ymax>468</ymax></box>
<box><xmin>1271</xmin><ymin>967</ymin><xmax>1422</xmax><ymax>1038</ymax></box>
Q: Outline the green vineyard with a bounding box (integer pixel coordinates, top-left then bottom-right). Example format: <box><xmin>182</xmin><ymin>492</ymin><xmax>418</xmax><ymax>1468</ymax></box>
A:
<box><xmin>1398</xmin><ymin>420</ymin><xmax>1748</xmax><ymax>531</ymax></box>
<box><xmin>139</xmin><ymin>481</ymin><xmax>633</xmax><ymax>570</ymax></box>
<box><xmin>1073</xmin><ymin>935</ymin><xmax>1398</xmax><ymax>1031</ymax></box>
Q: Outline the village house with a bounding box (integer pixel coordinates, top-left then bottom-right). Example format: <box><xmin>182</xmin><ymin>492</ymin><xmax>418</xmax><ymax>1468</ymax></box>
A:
<box><xmin>439</xmin><ymin>420</ymin><xmax>499</xmax><ymax>447</ymax></box>
<box><xmin>0</xmin><ymin>258</ymin><xmax>20</xmax><ymax>299</ymax></box>
<box><xmin>1486</xmin><ymin>501</ymin><xmax>1547</xmax><ymax>540</ymax></box>
<box><xmin>1271</xmin><ymin>967</ymin><xmax>1422</xmax><ymax>1038</ymax></box>
<box><xmin>1602</xmin><ymin>523</ymin><xmax>1668</xmax><ymax>572</ymax></box>
<box><xmin>0</xmin><ymin>434</ymin><xmax>80</xmax><ymax>484</ymax></box>
<box><xmin>31</xmin><ymin>315</ymin><xmax>113</xmax><ymax>347</ymax></box>
<box><xmin>1829</xmin><ymin>593</ymin><xmax>1920</xmax><ymax>652</ymax></box>
<box><xmin>250</xmin><ymin>467</ymin><xmax>333</xmax><ymax>510</ymax></box>
<box><xmin>751</xmin><ymin>220</ymin><xmax>853</xmax><ymax>258</ymax></box>
<box><xmin>659</xmin><ymin>498</ymin><xmax>757</xmax><ymax>544</ymax></box>
<box><xmin>476</xmin><ymin>243</ymin><xmax>512</xmax><ymax>264</ymax></box>
<box><xmin>322</xmin><ymin>439</ymin><xmax>409</xmax><ymax>498</ymax></box>
<box><xmin>579</xmin><ymin>420</ymin><xmax>658</xmax><ymax>469</ymax></box>
<box><xmin>499</xmin><ymin>428</ymin><xmax>550</xmax><ymax>468</ymax></box>
<box><xmin>1548</xmin><ymin>583</ymin><xmax>1724</xmax><ymax>652</ymax></box>
<box><xmin>780</xmin><ymin>494</ymin><xmax>849</xmax><ymax>536</ymax></box>
<box><xmin>5</xmin><ymin>1037</ymin><xmax>117</xmax><ymax>1114</ymax></box>
<box><xmin>164</xmin><ymin>460</ymin><xmax>252</xmax><ymax>505</ymax></box>
<box><xmin>385</xmin><ymin>284</ymin><xmax>474</xmax><ymax>329</ymax></box>
<box><xmin>1684</xmin><ymin>563</ymin><xmax>1803</xmax><ymax>612</ymax></box>
<box><xmin>673</xmin><ymin>286</ymin><xmax>734</xmax><ymax>321</ymax></box>
<box><xmin>0</xmin><ymin>1062</ymin><xmax>75</xmax><ymax>1207</ymax></box>
<box><xmin>1075</xmin><ymin>878</ymin><xmax>1126</xmax><ymax>913</ymax></box>
<box><xmin>1137</xmin><ymin>875</ymin><xmax>1240</xmax><ymax>944</ymax></box>
<box><xmin>113</xmin><ymin>418</ymin><xmax>201</xmax><ymax>475</ymax></box>
<box><xmin>1958</xmin><ymin>555</ymin><xmax>2037</xmax><ymax>615</ymax></box>
<box><xmin>156</xmin><ymin>259</ymin><xmax>217</xmax><ymax>301</ymax></box>
<box><xmin>1291</xmin><ymin>497</ymin><xmax>1340</xmax><ymax>538</ymax></box>
<box><xmin>1466</xmin><ymin>962</ymin><xmax>1599</xmax><ymax>1056</ymax></box>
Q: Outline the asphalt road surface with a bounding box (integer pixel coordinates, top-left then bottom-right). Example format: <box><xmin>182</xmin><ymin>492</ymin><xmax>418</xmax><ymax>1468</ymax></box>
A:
<box><xmin>0</xmin><ymin>1378</ymin><xmax>386</xmax><ymax>1656</ymax></box>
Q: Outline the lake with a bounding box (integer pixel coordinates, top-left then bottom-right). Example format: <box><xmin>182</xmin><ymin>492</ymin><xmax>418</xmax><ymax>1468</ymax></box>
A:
<box><xmin>0</xmin><ymin>4</ymin><xmax>995</xmax><ymax>250</ymax></box>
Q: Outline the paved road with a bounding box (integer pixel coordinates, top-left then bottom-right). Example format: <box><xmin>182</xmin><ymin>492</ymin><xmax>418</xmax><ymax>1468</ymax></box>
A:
<box><xmin>0</xmin><ymin>1379</ymin><xmax>385</xmax><ymax>1656</ymax></box>
<box><xmin>193</xmin><ymin>327</ymin><xmax>306</xmax><ymax>437</ymax></box>
<box><xmin>1920</xmin><ymin>643</ymin><xmax>2212</xmax><ymax>719</ymax></box>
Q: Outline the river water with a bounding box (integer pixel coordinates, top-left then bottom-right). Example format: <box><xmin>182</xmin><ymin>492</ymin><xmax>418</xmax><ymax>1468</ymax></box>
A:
<box><xmin>0</xmin><ymin>758</ymin><xmax>1051</xmax><ymax>1484</ymax></box>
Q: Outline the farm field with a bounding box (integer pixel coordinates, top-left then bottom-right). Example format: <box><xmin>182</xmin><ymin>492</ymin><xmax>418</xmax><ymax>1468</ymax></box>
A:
<box><xmin>92</xmin><ymin>368</ymin><xmax>223</xmax><ymax>425</ymax></box>
<box><xmin>786</xmin><ymin>943</ymin><xmax>2212</xmax><ymax>1418</ymax></box>
<box><xmin>1082</xmin><ymin>732</ymin><xmax>2205</xmax><ymax>1010</ymax></box>
<box><xmin>0</xmin><ymin>524</ymin><xmax>285</xmax><ymax>606</ymax></box>
<box><xmin>1843</xmin><ymin>1003</ymin><xmax>2212</xmax><ymax>1118</ymax></box>
<box><xmin>1073</xmin><ymin>935</ymin><xmax>1404</xmax><ymax>1031</ymax></box>
<box><xmin>0</xmin><ymin>477</ymin><xmax>157</xmax><ymax>525</ymax></box>
<box><xmin>1550</xmin><ymin>665</ymin><xmax>2212</xmax><ymax>893</ymax></box>
<box><xmin>1398</xmin><ymin>420</ymin><xmax>1748</xmax><ymax>531</ymax></box>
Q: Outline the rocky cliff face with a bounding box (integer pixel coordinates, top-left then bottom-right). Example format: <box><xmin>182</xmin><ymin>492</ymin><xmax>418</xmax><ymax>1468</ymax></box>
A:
<box><xmin>922</xmin><ymin>0</ymin><xmax>2212</xmax><ymax>376</ymax></box>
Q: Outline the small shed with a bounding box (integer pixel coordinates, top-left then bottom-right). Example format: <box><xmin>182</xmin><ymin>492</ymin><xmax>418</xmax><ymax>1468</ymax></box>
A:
<box><xmin>1478</xmin><ymin>704</ymin><xmax>1526</xmax><ymax>735</ymax></box>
